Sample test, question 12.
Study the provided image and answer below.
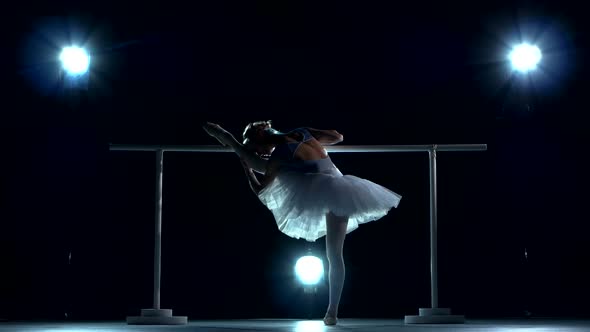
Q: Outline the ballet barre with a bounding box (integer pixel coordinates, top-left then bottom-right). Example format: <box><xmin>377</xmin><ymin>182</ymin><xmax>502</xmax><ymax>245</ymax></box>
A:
<box><xmin>109</xmin><ymin>143</ymin><xmax>487</xmax><ymax>324</ymax></box>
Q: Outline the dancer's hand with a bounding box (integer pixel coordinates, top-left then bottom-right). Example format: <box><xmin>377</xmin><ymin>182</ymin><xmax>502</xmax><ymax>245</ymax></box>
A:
<box><xmin>202</xmin><ymin>122</ymin><xmax>230</xmax><ymax>146</ymax></box>
<box><xmin>202</xmin><ymin>122</ymin><xmax>224</xmax><ymax>137</ymax></box>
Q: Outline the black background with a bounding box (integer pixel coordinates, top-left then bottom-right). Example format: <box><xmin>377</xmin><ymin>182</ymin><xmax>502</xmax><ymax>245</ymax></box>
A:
<box><xmin>1</xmin><ymin>0</ymin><xmax>588</xmax><ymax>320</ymax></box>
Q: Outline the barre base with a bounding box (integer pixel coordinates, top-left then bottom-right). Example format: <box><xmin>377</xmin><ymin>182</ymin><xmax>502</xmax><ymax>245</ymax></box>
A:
<box><xmin>405</xmin><ymin>308</ymin><xmax>465</xmax><ymax>324</ymax></box>
<box><xmin>127</xmin><ymin>309</ymin><xmax>187</xmax><ymax>325</ymax></box>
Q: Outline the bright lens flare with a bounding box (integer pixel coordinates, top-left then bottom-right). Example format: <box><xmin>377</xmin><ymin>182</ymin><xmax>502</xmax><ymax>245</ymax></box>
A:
<box><xmin>60</xmin><ymin>46</ymin><xmax>90</xmax><ymax>75</ymax></box>
<box><xmin>509</xmin><ymin>43</ymin><xmax>542</xmax><ymax>73</ymax></box>
<box><xmin>295</xmin><ymin>255</ymin><xmax>324</xmax><ymax>285</ymax></box>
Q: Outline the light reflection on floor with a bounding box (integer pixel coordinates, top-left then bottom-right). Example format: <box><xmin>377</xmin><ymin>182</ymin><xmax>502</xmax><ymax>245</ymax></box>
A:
<box><xmin>0</xmin><ymin>319</ymin><xmax>589</xmax><ymax>332</ymax></box>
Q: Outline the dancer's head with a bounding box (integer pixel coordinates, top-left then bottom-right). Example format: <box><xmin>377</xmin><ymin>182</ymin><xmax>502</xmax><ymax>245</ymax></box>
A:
<box><xmin>243</xmin><ymin>120</ymin><xmax>277</xmax><ymax>156</ymax></box>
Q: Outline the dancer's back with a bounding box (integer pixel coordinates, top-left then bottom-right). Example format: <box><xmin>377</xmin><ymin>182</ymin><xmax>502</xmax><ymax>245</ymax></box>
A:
<box><xmin>274</xmin><ymin>128</ymin><xmax>329</xmax><ymax>162</ymax></box>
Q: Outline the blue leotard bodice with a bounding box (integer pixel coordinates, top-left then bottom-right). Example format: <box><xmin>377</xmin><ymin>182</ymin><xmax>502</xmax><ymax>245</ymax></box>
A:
<box><xmin>270</xmin><ymin>128</ymin><xmax>337</xmax><ymax>174</ymax></box>
<box><xmin>271</xmin><ymin>127</ymin><xmax>314</xmax><ymax>160</ymax></box>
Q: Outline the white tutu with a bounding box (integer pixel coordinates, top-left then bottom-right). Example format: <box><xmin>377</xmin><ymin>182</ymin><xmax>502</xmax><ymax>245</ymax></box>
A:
<box><xmin>258</xmin><ymin>156</ymin><xmax>401</xmax><ymax>242</ymax></box>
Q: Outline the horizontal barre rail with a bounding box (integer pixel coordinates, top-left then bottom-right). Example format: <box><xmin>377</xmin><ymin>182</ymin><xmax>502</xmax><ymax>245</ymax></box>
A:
<box><xmin>109</xmin><ymin>144</ymin><xmax>487</xmax><ymax>152</ymax></box>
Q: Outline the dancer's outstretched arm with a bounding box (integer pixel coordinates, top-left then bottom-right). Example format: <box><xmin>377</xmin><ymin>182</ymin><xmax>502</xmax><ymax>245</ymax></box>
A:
<box><xmin>203</xmin><ymin>122</ymin><xmax>268</xmax><ymax>173</ymax></box>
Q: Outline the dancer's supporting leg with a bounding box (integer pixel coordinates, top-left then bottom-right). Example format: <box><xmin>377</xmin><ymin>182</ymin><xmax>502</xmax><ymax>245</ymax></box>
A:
<box><xmin>324</xmin><ymin>212</ymin><xmax>349</xmax><ymax>325</ymax></box>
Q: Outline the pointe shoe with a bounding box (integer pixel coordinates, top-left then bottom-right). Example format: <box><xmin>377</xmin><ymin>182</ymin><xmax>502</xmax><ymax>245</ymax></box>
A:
<box><xmin>323</xmin><ymin>315</ymin><xmax>338</xmax><ymax>326</ymax></box>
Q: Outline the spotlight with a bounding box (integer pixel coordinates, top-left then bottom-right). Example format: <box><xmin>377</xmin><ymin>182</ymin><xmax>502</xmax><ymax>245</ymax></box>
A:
<box><xmin>295</xmin><ymin>255</ymin><xmax>324</xmax><ymax>286</ymax></box>
<box><xmin>60</xmin><ymin>46</ymin><xmax>90</xmax><ymax>75</ymax></box>
<box><xmin>509</xmin><ymin>43</ymin><xmax>542</xmax><ymax>73</ymax></box>
<box><xmin>59</xmin><ymin>46</ymin><xmax>90</xmax><ymax>90</ymax></box>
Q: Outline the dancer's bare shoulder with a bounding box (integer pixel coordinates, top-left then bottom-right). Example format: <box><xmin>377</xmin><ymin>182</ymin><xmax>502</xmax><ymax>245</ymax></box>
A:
<box><xmin>305</xmin><ymin>128</ymin><xmax>343</xmax><ymax>146</ymax></box>
<box><xmin>296</xmin><ymin>140</ymin><xmax>329</xmax><ymax>160</ymax></box>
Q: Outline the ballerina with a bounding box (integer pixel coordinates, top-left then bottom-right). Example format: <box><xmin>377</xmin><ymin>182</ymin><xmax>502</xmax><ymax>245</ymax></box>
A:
<box><xmin>203</xmin><ymin>121</ymin><xmax>401</xmax><ymax>325</ymax></box>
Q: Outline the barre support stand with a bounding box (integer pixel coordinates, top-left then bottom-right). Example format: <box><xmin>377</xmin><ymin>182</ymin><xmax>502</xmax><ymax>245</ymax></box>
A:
<box><xmin>404</xmin><ymin>146</ymin><xmax>465</xmax><ymax>324</ymax></box>
<box><xmin>127</xmin><ymin>149</ymin><xmax>187</xmax><ymax>325</ymax></box>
